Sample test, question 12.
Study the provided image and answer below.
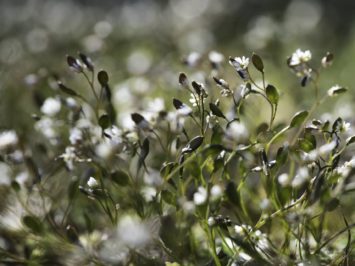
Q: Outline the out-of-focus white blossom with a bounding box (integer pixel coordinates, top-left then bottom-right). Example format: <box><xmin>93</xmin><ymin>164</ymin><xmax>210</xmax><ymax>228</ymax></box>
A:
<box><xmin>291</xmin><ymin>167</ymin><xmax>309</xmax><ymax>188</ymax></box>
<box><xmin>0</xmin><ymin>130</ymin><xmax>18</xmax><ymax>151</ymax></box>
<box><xmin>225</xmin><ymin>121</ymin><xmax>249</xmax><ymax>143</ymax></box>
<box><xmin>41</xmin><ymin>97</ymin><xmax>61</xmax><ymax>116</ymax></box>
<box><xmin>117</xmin><ymin>215</ymin><xmax>151</xmax><ymax>249</ymax></box>
<box><xmin>207</xmin><ymin>217</ymin><xmax>215</xmax><ymax>227</ymax></box>
<box><xmin>208</xmin><ymin>51</ymin><xmax>224</xmax><ymax>64</ymax></box>
<box><xmin>210</xmin><ymin>184</ymin><xmax>223</xmax><ymax>200</ymax></box>
<box><xmin>278</xmin><ymin>173</ymin><xmax>290</xmax><ymax>187</ymax></box>
<box><xmin>327</xmin><ymin>85</ymin><xmax>342</xmax><ymax>97</ymax></box>
<box><xmin>69</xmin><ymin>127</ymin><xmax>82</xmax><ymax>145</ymax></box>
<box><xmin>87</xmin><ymin>177</ymin><xmax>98</xmax><ymax>188</ymax></box>
<box><xmin>193</xmin><ymin>186</ymin><xmax>208</xmax><ymax>205</ymax></box>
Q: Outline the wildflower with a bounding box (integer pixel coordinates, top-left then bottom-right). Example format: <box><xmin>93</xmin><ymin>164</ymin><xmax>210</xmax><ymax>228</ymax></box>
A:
<box><xmin>0</xmin><ymin>130</ymin><xmax>18</xmax><ymax>151</ymax></box>
<box><xmin>229</xmin><ymin>56</ymin><xmax>250</xmax><ymax>70</ymax></box>
<box><xmin>221</xmin><ymin>88</ymin><xmax>232</xmax><ymax>97</ymax></box>
<box><xmin>117</xmin><ymin>215</ymin><xmax>151</xmax><ymax>249</ymax></box>
<box><xmin>289</xmin><ymin>49</ymin><xmax>312</xmax><ymax>66</ymax></box>
<box><xmin>210</xmin><ymin>184</ymin><xmax>223</xmax><ymax>200</ymax></box>
<box><xmin>208</xmin><ymin>51</ymin><xmax>224</xmax><ymax>65</ymax></box>
<box><xmin>206</xmin><ymin>114</ymin><xmax>219</xmax><ymax>128</ymax></box>
<box><xmin>87</xmin><ymin>177</ymin><xmax>99</xmax><ymax>188</ymax></box>
<box><xmin>60</xmin><ymin>146</ymin><xmax>77</xmax><ymax>170</ymax></box>
<box><xmin>291</xmin><ymin>167</ymin><xmax>309</xmax><ymax>188</ymax></box>
<box><xmin>207</xmin><ymin>217</ymin><xmax>216</xmax><ymax>227</ymax></box>
<box><xmin>193</xmin><ymin>186</ymin><xmax>208</xmax><ymax>205</ymax></box>
<box><xmin>40</xmin><ymin>97</ymin><xmax>61</xmax><ymax>116</ymax></box>
<box><xmin>69</xmin><ymin>127</ymin><xmax>82</xmax><ymax>145</ymax></box>
<box><xmin>225</xmin><ymin>121</ymin><xmax>249</xmax><ymax>143</ymax></box>
<box><xmin>189</xmin><ymin>93</ymin><xmax>198</xmax><ymax>107</ymax></box>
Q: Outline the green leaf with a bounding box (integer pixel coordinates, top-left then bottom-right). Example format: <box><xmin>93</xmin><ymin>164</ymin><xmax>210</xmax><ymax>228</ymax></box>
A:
<box><xmin>161</xmin><ymin>190</ymin><xmax>175</xmax><ymax>205</ymax></box>
<box><xmin>289</xmin><ymin>110</ymin><xmax>308</xmax><ymax>128</ymax></box>
<box><xmin>225</xmin><ymin>181</ymin><xmax>240</xmax><ymax>207</ymax></box>
<box><xmin>160</xmin><ymin>162</ymin><xmax>177</xmax><ymax>178</ymax></box>
<box><xmin>98</xmin><ymin>114</ymin><xmax>111</xmax><ymax>130</ymax></box>
<box><xmin>98</xmin><ymin>70</ymin><xmax>109</xmax><ymax>86</ymax></box>
<box><xmin>252</xmin><ymin>53</ymin><xmax>264</xmax><ymax>72</ymax></box>
<box><xmin>346</xmin><ymin>135</ymin><xmax>355</xmax><ymax>146</ymax></box>
<box><xmin>265</xmin><ymin>84</ymin><xmax>279</xmax><ymax>104</ymax></box>
<box><xmin>58</xmin><ymin>82</ymin><xmax>78</xmax><ymax>96</ymax></box>
<box><xmin>22</xmin><ymin>215</ymin><xmax>43</xmax><ymax>234</ymax></box>
<box><xmin>111</xmin><ymin>170</ymin><xmax>130</xmax><ymax>186</ymax></box>
<box><xmin>325</xmin><ymin>198</ymin><xmax>339</xmax><ymax>212</ymax></box>
<box><xmin>182</xmin><ymin>136</ymin><xmax>204</xmax><ymax>154</ymax></box>
<box><xmin>209</xmin><ymin>103</ymin><xmax>226</xmax><ymax>119</ymax></box>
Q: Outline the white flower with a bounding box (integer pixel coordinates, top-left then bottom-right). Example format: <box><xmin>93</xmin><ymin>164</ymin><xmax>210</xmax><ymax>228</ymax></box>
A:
<box><xmin>229</xmin><ymin>56</ymin><xmax>250</xmax><ymax>70</ymax></box>
<box><xmin>87</xmin><ymin>177</ymin><xmax>98</xmax><ymax>188</ymax></box>
<box><xmin>225</xmin><ymin>121</ymin><xmax>249</xmax><ymax>143</ymax></box>
<box><xmin>60</xmin><ymin>146</ymin><xmax>77</xmax><ymax>170</ymax></box>
<box><xmin>69</xmin><ymin>127</ymin><xmax>82</xmax><ymax>145</ymax></box>
<box><xmin>40</xmin><ymin>97</ymin><xmax>61</xmax><ymax>116</ymax></box>
<box><xmin>206</xmin><ymin>114</ymin><xmax>219</xmax><ymax>128</ymax></box>
<box><xmin>193</xmin><ymin>186</ymin><xmax>208</xmax><ymax>205</ymax></box>
<box><xmin>339</xmin><ymin>121</ymin><xmax>351</xmax><ymax>133</ymax></box>
<box><xmin>189</xmin><ymin>93</ymin><xmax>198</xmax><ymax>107</ymax></box>
<box><xmin>220</xmin><ymin>88</ymin><xmax>232</xmax><ymax>97</ymax></box>
<box><xmin>0</xmin><ymin>130</ymin><xmax>18</xmax><ymax>151</ymax></box>
<box><xmin>117</xmin><ymin>215</ymin><xmax>151</xmax><ymax>248</ymax></box>
<box><xmin>207</xmin><ymin>217</ymin><xmax>216</xmax><ymax>227</ymax></box>
<box><xmin>210</xmin><ymin>184</ymin><xmax>223</xmax><ymax>200</ymax></box>
<box><xmin>208</xmin><ymin>51</ymin><xmax>224</xmax><ymax>64</ymax></box>
<box><xmin>291</xmin><ymin>167</ymin><xmax>309</xmax><ymax>188</ymax></box>
<box><xmin>289</xmin><ymin>49</ymin><xmax>312</xmax><ymax>66</ymax></box>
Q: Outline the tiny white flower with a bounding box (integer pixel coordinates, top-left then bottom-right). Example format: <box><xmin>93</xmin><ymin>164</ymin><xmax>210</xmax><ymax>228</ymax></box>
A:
<box><xmin>69</xmin><ymin>127</ymin><xmax>82</xmax><ymax>145</ymax></box>
<box><xmin>207</xmin><ymin>217</ymin><xmax>216</xmax><ymax>227</ymax></box>
<box><xmin>189</xmin><ymin>93</ymin><xmax>198</xmax><ymax>107</ymax></box>
<box><xmin>41</xmin><ymin>97</ymin><xmax>61</xmax><ymax>116</ymax></box>
<box><xmin>193</xmin><ymin>186</ymin><xmax>208</xmax><ymax>205</ymax></box>
<box><xmin>117</xmin><ymin>215</ymin><xmax>151</xmax><ymax>248</ymax></box>
<box><xmin>230</xmin><ymin>56</ymin><xmax>250</xmax><ymax>70</ymax></box>
<box><xmin>225</xmin><ymin>121</ymin><xmax>249</xmax><ymax>143</ymax></box>
<box><xmin>206</xmin><ymin>114</ymin><xmax>219</xmax><ymax>128</ymax></box>
<box><xmin>291</xmin><ymin>167</ymin><xmax>309</xmax><ymax>188</ymax></box>
<box><xmin>289</xmin><ymin>49</ymin><xmax>312</xmax><ymax>66</ymax></box>
<box><xmin>87</xmin><ymin>177</ymin><xmax>98</xmax><ymax>188</ymax></box>
<box><xmin>208</xmin><ymin>51</ymin><xmax>224</xmax><ymax>64</ymax></box>
<box><xmin>0</xmin><ymin>130</ymin><xmax>18</xmax><ymax>151</ymax></box>
<box><xmin>210</xmin><ymin>184</ymin><xmax>223</xmax><ymax>200</ymax></box>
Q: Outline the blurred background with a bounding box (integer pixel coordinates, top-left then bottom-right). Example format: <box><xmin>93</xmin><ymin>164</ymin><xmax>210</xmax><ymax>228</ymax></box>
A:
<box><xmin>1</xmin><ymin>0</ymin><xmax>355</xmax><ymax>133</ymax></box>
